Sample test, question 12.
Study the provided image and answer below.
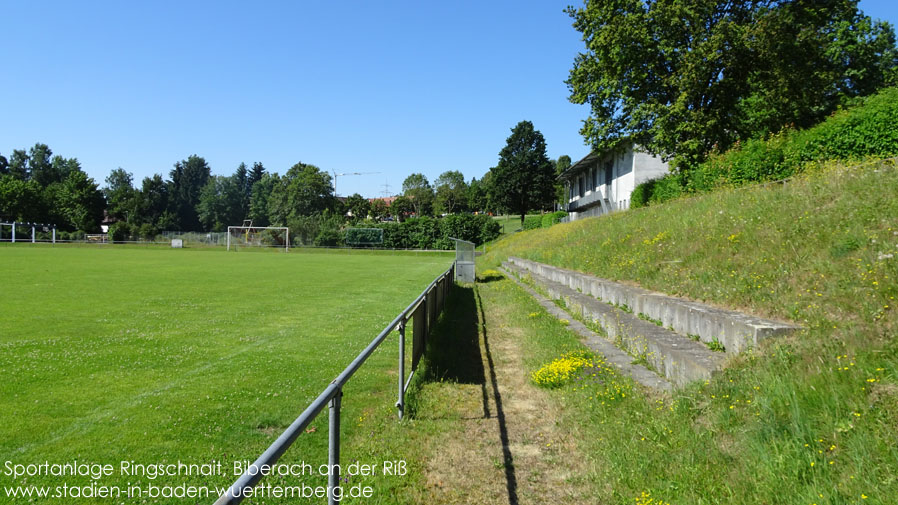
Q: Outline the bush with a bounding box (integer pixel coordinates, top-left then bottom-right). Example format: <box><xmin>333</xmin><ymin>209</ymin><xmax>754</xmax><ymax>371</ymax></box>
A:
<box><xmin>789</xmin><ymin>87</ymin><xmax>898</xmax><ymax>162</ymax></box>
<box><xmin>637</xmin><ymin>86</ymin><xmax>898</xmax><ymax>207</ymax></box>
<box><xmin>314</xmin><ymin>227</ymin><xmax>341</xmax><ymax>246</ymax></box>
<box><xmin>523</xmin><ymin>215</ymin><xmax>542</xmax><ymax>230</ymax></box>
<box><xmin>441</xmin><ymin>214</ymin><xmax>501</xmax><ymax>245</ymax></box>
<box><xmin>440</xmin><ymin>214</ymin><xmax>481</xmax><ymax>244</ymax></box>
<box><xmin>650</xmin><ymin>172</ymin><xmax>687</xmax><ymax>203</ymax></box>
<box><xmin>288</xmin><ymin>215</ymin><xmax>320</xmax><ymax>246</ymax></box>
<box><xmin>541</xmin><ymin>211</ymin><xmax>568</xmax><ymax>228</ymax></box>
<box><xmin>631</xmin><ymin>172</ymin><xmax>686</xmax><ymax>208</ymax></box>
<box><xmin>403</xmin><ymin>217</ymin><xmax>441</xmax><ymax>249</ymax></box>
<box><xmin>313</xmin><ymin>213</ymin><xmax>344</xmax><ymax>247</ymax></box>
<box><xmin>476</xmin><ymin>214</ymin><xmax>501</xmax><ymax>244</ymax></box>
<box><xmin>692</xmin><ymin>86</ymin><xmax>898</xmax><ymax>192</ymax></box>
<box><xmin>108</xmin><ymin>222</ymin><xmax>131</xmax><ymax>243</ymax></box>
<box><xmin>363</xmin><ymin>214</ymin><xmax>499</xmax><ymax>249</ymax></box>
<box><xmin>288</xmin><ymin>212</ymin><xmax>344</xmax><ymax>247</ymax></box>
<box><xmin>630</xmin><ymin>179</ymin><xmax>653</xmax><ymax>208</ymax></box>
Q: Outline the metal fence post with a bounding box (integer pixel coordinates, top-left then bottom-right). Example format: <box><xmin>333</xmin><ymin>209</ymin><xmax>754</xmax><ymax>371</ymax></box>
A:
<box><xmin>397</xmin><ymin>320</ymin><xmax>406</xmax><ymax>419</ymax></box>
<box><xmin>422</xmin><ymin>293</ymin><xmax>429</xmax><ymax>342</ymax></box>
<box><xmin>328</xmin><ymin>389</ymin><xmax>342</xmax><ymax>505</ymax></box>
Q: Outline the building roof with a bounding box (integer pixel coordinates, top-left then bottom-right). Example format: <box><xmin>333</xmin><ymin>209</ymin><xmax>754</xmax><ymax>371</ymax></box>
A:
<box><xmin>558</xmin><ymin>139</ymin><xmax>649</xmax><ymax>181</ymax></box>
<box><xmin>558</xmin><ymin>151</ymin><xmax>602</xmax><ymax>181</ymax></box>
<box><xmin>368</xmin><ymin>196</ymin><xmax>399</xmax><ymax>206</ymax></box>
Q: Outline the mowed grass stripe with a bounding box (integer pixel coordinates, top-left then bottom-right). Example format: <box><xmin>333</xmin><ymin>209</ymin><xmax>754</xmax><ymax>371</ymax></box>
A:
<box><xmin>1</xmin><ymin>246</ymin><xmax>450</xmax><ymax>490</ymax></box>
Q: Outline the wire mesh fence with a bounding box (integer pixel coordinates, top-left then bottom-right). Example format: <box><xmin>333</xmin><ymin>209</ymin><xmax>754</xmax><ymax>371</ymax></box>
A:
<box><xmin>161</xmin><ymin>231</ymin><xmax>229</xmax><ymax>245</ymax></box>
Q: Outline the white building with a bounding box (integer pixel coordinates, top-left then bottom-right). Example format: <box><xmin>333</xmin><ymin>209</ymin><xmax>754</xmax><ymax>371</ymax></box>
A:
<box><xmin>559</xmin><ymin>143</ymin><xmax>669</xmax><ymax>221</ymax></box>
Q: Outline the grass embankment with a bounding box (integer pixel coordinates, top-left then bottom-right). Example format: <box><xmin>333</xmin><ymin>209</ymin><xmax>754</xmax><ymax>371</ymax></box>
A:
<box><xmin>633</xmin><ymin>86</ymin><xmax>898</xmax><ymax>207</ymax></box>
<box><xmin>480</xmin><ymin>160</ymin><xmax>898</xmax><ymax>505</ymax></box>
<box><xmin>0</xmin><ymin>246</ymin><xmax>451</xmax><ymax>503</ymax></box>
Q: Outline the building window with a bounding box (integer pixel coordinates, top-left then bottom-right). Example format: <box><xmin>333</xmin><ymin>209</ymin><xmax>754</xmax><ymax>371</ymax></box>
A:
<box><xmin>578</xmin><ymin>174</ymin><xmax>585</xmax><ymax>198</ymax></box>
<box><xmin>592</xmin><ymin>164</ymin><xmax>598</xmax><ymax>188</ymax></box>
<box><xmin>604</xmin><ymin>160</ymin><xmax>613</xmax><ymax>186</ymax></box>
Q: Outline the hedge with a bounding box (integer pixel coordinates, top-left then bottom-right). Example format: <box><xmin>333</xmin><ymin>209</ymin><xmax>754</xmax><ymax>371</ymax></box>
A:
<box><xmin>541</xmin><ymin>211</ymin><xmax>568</xmax><ymax>228</ymax></box>
<box><xmin>523</xmin><ymin>215</ymin><xmax>542</xmax><ymax>230</ymax></box>
<box><xmin>348</xmin><ymin>214</ymin><xmax>500</xmax><ymax>249</ymax></box>
<box><xmin>632</xmin><ymin>86</ymin><xmax>898</xmax><ymax>207</ymax></box>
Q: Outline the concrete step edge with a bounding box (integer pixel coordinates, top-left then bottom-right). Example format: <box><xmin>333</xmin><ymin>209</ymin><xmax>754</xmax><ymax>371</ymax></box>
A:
<box><xmin>501</xmin><ymin>262</ymin><xmax>725</xmax><ymax>387</ymax></box>
<box><xmin>507</xmin><ymin>256</ymin><xmax>801</xmax><ymax>354</ymax></box>
<box><xmin>496</xmin><ymin>265</ymin><xmax>672</xmax><ymax>393</ymax></box>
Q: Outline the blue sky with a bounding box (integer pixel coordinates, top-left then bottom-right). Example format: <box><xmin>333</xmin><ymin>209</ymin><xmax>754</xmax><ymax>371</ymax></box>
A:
<box><xmin>2</xmin><ymin>1</ymin><xmax>896</xmax><ymax>198</ymax></box>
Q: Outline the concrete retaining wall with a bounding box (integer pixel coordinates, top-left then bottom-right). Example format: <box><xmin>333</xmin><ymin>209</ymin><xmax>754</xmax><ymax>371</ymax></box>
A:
<box><xmin>508</xmin><ymin>257</ymin><xmax>800</xmax><ymax>354</ymax></box>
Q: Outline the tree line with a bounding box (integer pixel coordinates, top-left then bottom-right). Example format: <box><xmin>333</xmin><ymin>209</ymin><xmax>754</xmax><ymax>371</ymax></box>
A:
<box><xmin>0</xmin><ymin>120</ymin><xmax>566</xmax><ymax>238</ymax></box>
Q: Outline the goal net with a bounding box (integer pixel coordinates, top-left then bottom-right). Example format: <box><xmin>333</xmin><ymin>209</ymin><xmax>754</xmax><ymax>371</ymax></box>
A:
<box><xmin>227</xmin><ymin>225</ymin><xmax>290</xmax><ymax>251</ymax></box>
<box><xmin>344</xmin><ymin>227</ymin><xmax>384</xmax><ymax>247</ymax></box>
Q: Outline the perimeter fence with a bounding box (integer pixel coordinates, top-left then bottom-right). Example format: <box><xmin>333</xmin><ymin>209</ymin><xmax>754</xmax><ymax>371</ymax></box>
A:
<box><xmin>214</xmin><ymin>262</ymin><xmax>455</xmax><ymax>505</ymax></box>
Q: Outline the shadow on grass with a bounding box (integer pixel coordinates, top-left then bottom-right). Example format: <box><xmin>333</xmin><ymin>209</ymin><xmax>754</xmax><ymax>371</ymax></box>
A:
<box><xmin>418</xmin><ymin>284</ymin><xmax>486</xmax><ymax>385</ymax></box>
<box><xmin>411</xmin><ymin>283</ymin><xmax>519</xmax><ymax>505</ymax></box>
<box><xmin>476</xmin><ymin>271</ymin><xmax>506</xmax><ymax>283</ymax></box>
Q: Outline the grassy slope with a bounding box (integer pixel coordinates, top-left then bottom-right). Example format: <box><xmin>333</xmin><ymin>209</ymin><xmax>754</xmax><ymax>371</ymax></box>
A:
<box><xmin>493</xmin><ymin>214</ymin><xmax>541</xmax><ymax>235</ymax></box>
<box><xmin>479</xmin><ymin>160</ymin><xmax>898</xmax><ymax>505</ymax></box>
<box><xmin>0</xmin><ymin>246</ymin><xmax>451</xmax><ymax>503</ymax></box>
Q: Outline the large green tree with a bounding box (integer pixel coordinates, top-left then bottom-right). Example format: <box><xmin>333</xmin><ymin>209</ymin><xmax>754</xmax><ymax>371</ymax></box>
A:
<box><xmin>136</xmin><ymin>174</ymin><xmax>173</xmax><ymax>232</ymax></box>
<box><xmin>7</xmin><ymin>149</ymin><xmax>29</xmax><ymax>180</ymax></box>
<box><xmin>56</xmin><ymin>170</ymin><xmax>104</xmax><ymax>232</ymax></box>
<box><xmin>234</xmin><ymin>162</ymin><xmax>250</xmax><ymax>218</ymax></box>
<box><xmin>267</xmin><ymin>162</ymin><xmax>334</xmax><ymax>224</ymax></box>
<box><xmin>0</xmin><ymin>175</ymin><xmax>43</xmax><ymax>221</ymax></box>
<box><xmin>391</xmin><ymin>195</ymin><xmax>414</xmax><ymax>222</ymax></box>
<box><xmin>344</xmin><ymin>193</ymin><xmax>371</xmax><ymax>220</ymax></box>
<box><xmin>370</xmin><ymin>198</ymin><xmax>390</xmax><ymax>221</ymax></box>
<box><xmin>27</xmin><ymin>144</ymin><xmax>54</xmax><ymax>186</ymax></box>
<box><xmin>401</xmin><ymin>173</ymin><xmax>434</xmax><ymax>217</ymax></box>
<box><xmin>480</xmin><ymin>170</ymin><xmax>498</xmax><ymax>214</ymax></box>
<box><xmin>466</xmin><ymin>176</ymin><xmax>488</xmax><ymax>214</ymax></box>
<box><xmin>197</xmin><ymin>175</ymin><xmax>244</xmax><ymax>231</ymax></box>
<box><xmin>434</xmin><ymin>170</ymin><xmax>468</xmax><ymax>215</ymax></box>
<box><xmin>1</xmin><ymin>144</ymin><xmax>102</xmax><ymax>229</ymax></box>
<box><xmin>554</xmin><ymin>155</ymin><xmax>571</xmax><ymax>208</ymax></box>
<box><xmin>248</xmin><ymin>162</ymin><xmax>265</xmax><ymax>189</ymax></box>
<box><xmin>104</xmin><ymin>168</ymin><xmax>138</xmax><ymax>223</ymax></box>
<box><xmin>169</xmin><ymin>155</ymin><xmax>211</xmax><ymax>231</ymax></box>
<box><xmin>249</xmin><ymin>173</ymin><xmax>276</xmax><ymax>226</ymax></box>
<box><xmin>491</xmin><ymin>121</ymin><xmax>556</xmax><ymax>224</ymax></box>
<box><xmin>567</xmin><ymin>0</ymin><xmax>898</xmax><ymax>169</ymax></box>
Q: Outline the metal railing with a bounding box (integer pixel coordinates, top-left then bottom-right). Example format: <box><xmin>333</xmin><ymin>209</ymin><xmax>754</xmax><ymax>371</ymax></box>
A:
<box><xmin>214</xmin><ymin>262</ymin><xmax>455</xmax><ymax>505</ymax></box>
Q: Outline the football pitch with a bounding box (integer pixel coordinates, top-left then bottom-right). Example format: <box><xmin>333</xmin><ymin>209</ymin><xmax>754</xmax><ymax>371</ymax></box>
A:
<box><xmin>0</xmin><ymin>245</ymin><xmax>452</xmax><ymax>502</ymax></box>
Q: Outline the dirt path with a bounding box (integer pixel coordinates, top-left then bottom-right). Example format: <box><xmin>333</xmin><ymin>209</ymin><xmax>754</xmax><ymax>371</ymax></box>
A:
<box><xmin>414</xmin><ymin>283</ymin><xmax>594</xmax><ymax>504</ymax></box>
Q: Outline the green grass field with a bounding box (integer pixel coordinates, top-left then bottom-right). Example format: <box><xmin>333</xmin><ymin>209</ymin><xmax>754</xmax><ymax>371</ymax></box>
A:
<box><xmin>0</xmin><ymin>245</ymin><xmax>452</xmax><ymax>503</ymax></box>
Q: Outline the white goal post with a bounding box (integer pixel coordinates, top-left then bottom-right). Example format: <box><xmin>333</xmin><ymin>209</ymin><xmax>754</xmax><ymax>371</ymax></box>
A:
<box><xmin>226</xmin><ymin>225</ymin><xmax>290</xmax><ymax>252</ymax></box>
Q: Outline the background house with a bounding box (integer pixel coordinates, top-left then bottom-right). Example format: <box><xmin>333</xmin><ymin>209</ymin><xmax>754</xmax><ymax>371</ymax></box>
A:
<box><xmin>559</xmin><ymin>143</ymin><xmax>669</xmax><ymax>221</ymax></box>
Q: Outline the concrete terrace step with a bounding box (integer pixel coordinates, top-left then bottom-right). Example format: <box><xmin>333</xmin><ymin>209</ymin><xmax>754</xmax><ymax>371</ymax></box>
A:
<box><xmin>497</xmin><ymin>265</ymin><xmax>673</xmax><ymax>393</ymax></box>
<box><xmin>508</xmin><ymin>256</ymin><xmax>800</xmax><ymax>354</ymax></box>
<box><xmin>502</xmin><ymin>261</ymin><xmax>725</xmax><ymax>388</ymax></box>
